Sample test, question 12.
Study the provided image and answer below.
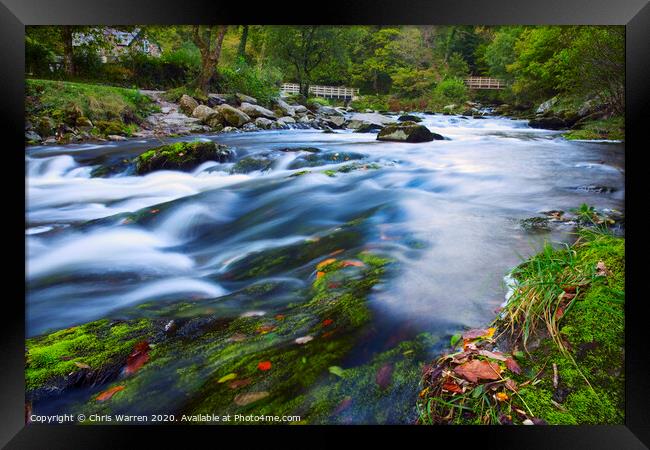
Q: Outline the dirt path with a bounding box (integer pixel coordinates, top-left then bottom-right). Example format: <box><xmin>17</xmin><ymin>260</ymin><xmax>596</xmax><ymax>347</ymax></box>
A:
<box><xmin>136</xmin><ymin>90</ymin><xmax>210</xmax><ymax>138</ymax></box>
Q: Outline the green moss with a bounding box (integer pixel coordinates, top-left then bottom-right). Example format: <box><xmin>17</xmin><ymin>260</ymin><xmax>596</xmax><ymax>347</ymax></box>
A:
<box><xmin>25</xmin><ymin>319</ymin><xmax>156</xmax><ymax>391</ymax></box>
<box><xmin>135</xmin><ymin>140</ymin><xmax>232</xmax><ymax>174</ymax></box>
<box><xmin>230</xmin><ymin>156</ymin><xmax>274</xmax><ymax>174</ymax></box>
<box><xmin>563</xmin><ymin>116</ymin><xmax>624</xmax><ymax>141</ymax></box>
<box><xmin>288</xmin><ymin>170</ymin><xmax>311</xmax><ymax>178</ymax></box>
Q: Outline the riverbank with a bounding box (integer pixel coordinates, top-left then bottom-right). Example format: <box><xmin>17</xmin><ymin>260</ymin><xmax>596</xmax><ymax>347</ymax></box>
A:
<box><xmin>417</xmin><ymin>225</ymin><xmax>624</xmax><ymax>425</ymax></box>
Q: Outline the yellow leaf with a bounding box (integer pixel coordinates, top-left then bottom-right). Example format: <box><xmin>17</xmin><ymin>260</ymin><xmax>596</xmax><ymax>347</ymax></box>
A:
<box><xmin>316</xmin><ymin>258</ymin><xmax>337</xmax><ymax>270</ymax></box>
<box><xmin>495</xmin><ymin>392</ymin><xmax>509</xmax><ymax>402</ymax></box>
<box><xmin>218</xmin><ymin>373</ymin><xmax>237</xmax><ymax>383</ymax></box>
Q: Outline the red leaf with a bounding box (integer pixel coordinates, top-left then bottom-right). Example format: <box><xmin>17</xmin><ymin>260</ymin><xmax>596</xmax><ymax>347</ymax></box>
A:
<box><xmin>333</xmin><ymin>396</ymin><xmax>353</xmax><ymax>415</ymax></box>
<box><xmin>124</xmin><ymin>341</ymin><xmax>150</xmax><ymax>375</ymax></box>
<box><xmin>454</xmin><ymin>359</ymin><xmax>502</xmax><ymax>383</ymax></box>
<box><xmin>258</xmin><ymin>360</ymin><xmax>272</xmax><ymax>371</ymax></box>
<box><xmin>341</xmin><ymin>260</ymin><xmax>365</xmax><ymax>268</ymax></box>
<box><xmin>376</xmin><ymin>363</ymin><xmax>393</xmax><ymax>389</ymax></box>
<box><xmin>442</xmin><ymin>381</ymin><xmax>463</xmax><ymax>393</ymax></box>
<box><xmin>96</xmin><ymin>385</ymin><xmax>125</xmax><ymax>401</ymax></box>
<box><xmin>505</xmin><ymin>358</ymin><xmax>522</xmax><ymax>375</ymax></box>
<box><xmin>322</xmin><ymin>319</ymin><xmax>334</xmax><ymax>327</ymax></box>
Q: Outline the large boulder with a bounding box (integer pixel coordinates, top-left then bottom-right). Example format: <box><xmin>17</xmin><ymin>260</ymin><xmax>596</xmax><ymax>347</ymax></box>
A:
<box><xmin>273</xmin><ymin>98</ymin><xmax>296</xmax><ymax>117</ymax></box>
<box><xmin>528</xmin><ymin>117</ymin><xmax>567</xmax><ymax>130</ymax></box>
<box><xmin>536</xmin><ymin>97</ymin><xmax>558</xmax><ymax>115</ymax></box>
<box><xmin>323</xmin><ymin>116</ymin><xmax>346</xmax><ymax>128</ymax></box>
<box><xmin>317</xmin><ymin>105</ymin><xmax>344</xmax><ymax>116</ymax></box>
<box><xmin>236</xmin><ymin>93</ymin><xmax>257</xmax><ymax>104</ymax></box>
<box><xmin>293</xmin><ymin>105</ymin><xmax>308</xmax><ymax>114</ymax></box>
<box><xmin>239</xmin><ymin>102</ymin><xmax>277</xmax><ymax>120</ymax></box>
<box><xmin>216</xmin><ymin>104</ymin><xmax>251</xmax><ymax>127</ymax></box>
<box><xmin>179</xmin><ymin>94</ymin><xmax>199</xmax><ymax>116</ymax></box>
<box><xmin>192</xmin><ymin>105</ymin><xmax>217</xmax><ymax>121</ymax></box>
<box><xmin>135</xmin><ymin>141</ymin><xmax>233</xmax><ymax>174</ymax></box>
<box><xmin>346</xmin><ymin>112</ymin><xmax>395</xmax><ymax>130</ymax></box>
<box><xmin>377</xmin><ymin>122</ymin><xmax>444</xmax><ymax>143</ymax></box>
<box><xmin>277</xmin><ymin>116</ymin><xmax>296</xmax><ymax>126</ymax></box>
<box><xmin>207</xmin><ymin>94</ymin><xmax>227</xmax><ymax>108</ymax></box>
<box><xmin>255</xmin><ymin>117</ymin><xmax>274</xmax><ymax>129</ymax></box>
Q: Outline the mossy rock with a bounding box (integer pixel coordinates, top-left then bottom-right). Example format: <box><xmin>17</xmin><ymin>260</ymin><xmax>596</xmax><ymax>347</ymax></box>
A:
<box><xmin>135</xmin><ymin>141</ymin><xmax>233</xmax><ymax>174</ymax></box>
<box><xmin>95</xmin><ymin>120</ymin><xmax>126</xmax><ymax>136</ymax></box>
<box><xmin>377</xmin><ymin>123</ymin><xmax>443</xmax><ymax>143</ymax></box>
<box><xmin>26</xmin><ymin>318</ymin><xmax>159</xmax><ymax>398</ymax></box>
<box><xmin>230</xmin><ymin>156</ymin><xmax>274</xmax><ymax>174</ymax></box>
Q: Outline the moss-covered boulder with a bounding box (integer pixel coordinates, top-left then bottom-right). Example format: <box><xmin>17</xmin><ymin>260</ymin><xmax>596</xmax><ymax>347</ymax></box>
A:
<box><xmin>217</xmin><ymin>104</ymin><xmax>251</xmax><ymax>127</ymax></box>
<box><xmin>397</xmin><ymin>114</ymin><xmax>422</xmax><ymax>123</ymax></box>
<box><xmin>377</xmin><ymin>122</ymin><xmax>443</xmax><ymax>143</ymax></box>
<box><xmin>230</xmin><ymin>156</ymin><xmax>274</xmax><ymax>174</ymax></box>
<box><xmin>528</xmin><ymin>116</ymin><xmax>567</xmax><ymax>130</ymax></box>
<box><xmin>179</xmin><ymin>94</ymin><xmax>199</xmax><ymax>116</ymax></box>
<box><xmin>135</xmin><ymin>141</ymin><xmax>234</xmax><ymax>174</ymax></box>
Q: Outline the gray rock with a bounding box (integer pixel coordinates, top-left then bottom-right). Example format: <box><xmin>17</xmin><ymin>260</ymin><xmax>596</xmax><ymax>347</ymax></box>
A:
<box><xmin>324</xmin><ymin>116</ymin><xmax>346</xmax><ymax>128</ymax></box>
<box><xmin>397</xmin><ymin>114</ymin><xmax>422</xmax><ymax>123</ymax></box>
<box><xmin>317</xmin><ymin>105</ymin><xmax>344</xmax><ymax>116</ymax></box>
<box><xmin>377</xmin><ymin>122</ymin><xmax>444</xmax><ymax>143</ymax></box>
<box><xmin>216</xmin><ymin>104</ymin><xmax>251</xmax><ymax>127</ymax></box>
<box><xmin>536</xmin><ymin>97</ymin><xmax>558</xmax><ymax>115</ymax></box>
<box><xmin>107</xmin><ymin>134</ymin><xmax>127</xmax><ymax>141</ymax></box>
<box><xmin>255</xmin><ymin>117</ymin><xmax>274</xmax><ymax>129</ymax></box>
<box><xmin>346</xmin><ymin>112</ymin><xmax>395</xmax><ymax>130</ymax></box>
<box><xmin>528</xmin><ymin>117</ymin><xmax>567</xmax><ymax>130</ymax></box>
<box><xmin>277</xmin><ymin>116</ymin><xmax>296</xmax><ymax>125</ymax></box>
<box><xmin>239</xmin><ymin>102</ymin><xmax>277</xmax><ymax>119</ymax></box>
<box><xmin>236</xmin><ymin>93</ymin><xmax>257</xmax><ymax>104</ymax></box>
<box><xmin>25</xmin><ymin>130</ymin><xmax>41</xmax><ymax>143</ymax></box>
<box><xmin>179</xmin><ymin>94</ymin><xmax>199</xmax><ymax>116</ymax></box>
<box><xmin>293</xmin><ymin>105</ymin><xmax>308</xmax><ymax>114</ymax></box>
<box><xmin>273</xmin><ymin>98</ymin><xmax>296</xmax><ymax>117</ymax></box>
<box><xmin>207</xmin><ymin>94</ymin><xmax>227</xmax><ymax>107</ymax></box>
<box><xmin>192</xmin><ymin>105</ymin><xmax>217</xmax><ymax>121</ymax></box>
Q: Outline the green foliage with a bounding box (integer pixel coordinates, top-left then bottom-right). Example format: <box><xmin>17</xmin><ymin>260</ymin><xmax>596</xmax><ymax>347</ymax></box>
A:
<box><xmin>25</xmin><ymin>35</ymin><xmax>57</xmax><ymax>75</ymax></box>
<box><xmin>217</xmin><ymin>59</ymin><xmax>282</xmax><ymax>107</ymax></box>
<box><xmin>391</xmin><ymin>68</ymin><xmax>436</xmax><ymax>99</ymax></box>
<box><xmin>350</xmin><ymin>95</ymin><xmax>390</xmax><ymax>112</ymax></box>
<box><xmin>562</xmin><ymin>116</ymin><xmax>625</xmax><ymax>141</ymax></box>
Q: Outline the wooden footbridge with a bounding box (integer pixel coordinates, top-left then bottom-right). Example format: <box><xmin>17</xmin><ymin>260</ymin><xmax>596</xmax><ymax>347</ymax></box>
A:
<box><xmin>281</xmin><ymin>83</ymin><xmax>359</xmax><ymax>100</ymax></box>
<box><xmin>463</xmin><ymin>77</ymin><xmax>506</xmax><ymax>90</ymax></box>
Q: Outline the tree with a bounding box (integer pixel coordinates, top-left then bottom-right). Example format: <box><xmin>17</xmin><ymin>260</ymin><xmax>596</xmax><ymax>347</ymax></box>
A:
<box><xmin>191</xmin><ymin>25</ymin><xmax>228</xmax><ymax>94</ymax></box>
<box><xmin>266</xmin><ymin>26</ymin><xmax>345</xmax><ymax>96</ymax></box>
<box><xmin>237</xmin><ymin>25</ymin><xmax>249</xmax><ymax>59</ymax></box>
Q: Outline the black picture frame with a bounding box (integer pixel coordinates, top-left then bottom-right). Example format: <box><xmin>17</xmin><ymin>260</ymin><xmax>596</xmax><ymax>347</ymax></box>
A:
<box><xmin>3</xmin><ymin>0</ymin><xmax>648</xmax><ymax>447</ymax></box>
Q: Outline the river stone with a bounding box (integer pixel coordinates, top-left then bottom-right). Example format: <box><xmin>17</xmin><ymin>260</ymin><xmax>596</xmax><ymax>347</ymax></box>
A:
<box><xmin>528</xmin><ymin>117</ymin><xmax>567</xmax><ymax>130</ymax></box>
<box><xmin>377</xmin><ymin>122</ymin><xmax>443</xmax><ymax>143</ymax></box>
<box><xmin>278</xmin><ymin>116</ymin><xmax>296</xmax><ymax>125</ymax></box>
<box><xmin>204</xmin><ymin>112</ymin><xmax>225</xmax><ymax>129</ymax></box>
<box><xmin>397</xmin><ymin>114</ymin><xmax>422</xmax><ymax>123</ymax></box>
<box><xmin>217</xmin><ymin>104</ymin><xmax>251</xmax><ymax>127</ymax></box>
<box><xmin>207</xmin><ymin>93</ymin><xmax>227</xmax><ymax>107</ymax></box>
<box><xmin>324</xmin><ymin>116</ymin><xmax>346</xmax><ymax>128</ymax></box>
<box><xmin>317</xmin><ymin>105</ymin><xmax>344</xmax><ymax>117</ymax></box>
<box><xmin>239</xmin><ymin>102</ymin><xmax>277</xmax><ymax>119</ymax></box>
<box><xmin>192</xmin><ymin>105</ymin><xmax>217</xmax><ymax>121</ymax></box>
<box><xmin>25</xmin><ymin>130</ymin><xmax>41</xmax><ymax>143</ymax></box>
<box><xmin>230</xmin><ymin>156</ymin><xmax>274</xmax><ymax>174</ymax></box>
<box><xmin>293</xmin><ymin>105</ymin><xmax>308</xmax><ymax>114</ymax></box>
<box><xmin>179</xmin><ymin>94</ymin><xmax>199</xmax><ymax>116</ymax></box>
<box><xmin>356</xmin><ymin>123</ymin><xmax>383</xmax><ymax>133</ymax></box>
<box><xmin>536</xmin><ymin>97</ymin><xmax>558</xmax><ymax>115</ymax></box>
<box><xmin>236</xmin><ymin>93</ymin><xmax>257</xmax><ymax>104</ymax></box>
<box><xmin>346</xmin><ymin>113</ymin><xmax>395</xmax><ymax>130</ymax></box>
<box><xmin>273</xmin><ymin>98</ymin><xmax>296</xmax><ymax>117</ymax></box>
<box><xmin>288</xmin><ymin>151</ymin><xmax>367</xmax><ymax>169</ymax></box>
<box><xmin>255</xmin><ymin>117</ymin><xmax>274</xmax><ymax>129</ymax></box>
<box><xmin>135</xmin><ymin>141</ymin><xmax>233</xmax><ymax>174</ymax></box>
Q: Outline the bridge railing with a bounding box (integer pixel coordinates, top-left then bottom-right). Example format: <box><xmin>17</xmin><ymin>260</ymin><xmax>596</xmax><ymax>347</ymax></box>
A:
<box><xmin>464</xmin><ymin>77</ymin><xmax>506</xmax><ymax>90</ymax></box>
<box><xmin>281</xmin><ymin>83</ymin><xmax>359</xmax><ymax>99</ymax></box>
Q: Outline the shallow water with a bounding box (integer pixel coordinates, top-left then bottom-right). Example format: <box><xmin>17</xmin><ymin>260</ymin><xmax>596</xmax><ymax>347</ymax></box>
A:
<box><xmin>25</xmin><ymin>114</ymin><xmax>624</xmax><ymax>422</ymax></box>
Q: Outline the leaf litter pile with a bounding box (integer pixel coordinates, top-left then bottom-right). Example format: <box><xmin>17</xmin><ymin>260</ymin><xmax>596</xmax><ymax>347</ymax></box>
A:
<box><xmin>417</xmin><ymin>327</ymin><xmax>540</xmax><ymax>425</ymax></box>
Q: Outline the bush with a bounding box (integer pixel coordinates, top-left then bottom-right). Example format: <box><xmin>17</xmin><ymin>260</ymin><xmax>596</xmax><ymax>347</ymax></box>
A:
<box><xmin>433</xmin><ymin>77</ymin><xmax>468</xmax><ymax>103</ymax></box>
<box><xmin>117</xmin><ymin>52</ymin><xmax>195</xmax><ymax>90</ymax></box>
<box><xmin>391</xmin><ymin>68</ymin><xmax>436</xmax><ymax>99</ymax></box>
<box><xmin>25</xmin><ymin>36</ymin><xmax>57</xmax><ymax>77</ymax></box>
<box><xmin>217</xmin><ymin>59</ymin><xmax>282</xmax><ymax>107</ymax></box>
<box><xmin>350</xmin><ymin>95</ymin><xmax>389</xmax><ymax>111</ymax></box>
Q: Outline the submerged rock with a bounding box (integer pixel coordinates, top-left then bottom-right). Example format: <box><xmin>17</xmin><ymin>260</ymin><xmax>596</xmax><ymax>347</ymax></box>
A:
<box><xmin>528</xmin><ymin>117</ymin><xmax>567</xmax><ymax>130</ymax></box>
<box><xmin>135</xmin><ymin>141</ymin><xmax>233</xmax><ymax>174</ymax></box>
<box><xmin>397</xmin><ymin>114</ymin><xmax>422</xmax><ymax>123</ymax></box>
<box><xmin>377</xmin><ymin>122</ymin><xmax>443</xmax><ymax>143</ymax></box>
<box><xmin>230</xmin><ymin>156</ymin><xmax>274</xmax><ymax>174</ymax></box>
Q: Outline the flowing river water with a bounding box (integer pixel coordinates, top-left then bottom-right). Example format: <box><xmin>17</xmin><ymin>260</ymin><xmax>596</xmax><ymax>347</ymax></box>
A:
<box><xmin>25</xmin><ymin>113</ymin><xmax>624</xmax><ymax>423</ymax></box>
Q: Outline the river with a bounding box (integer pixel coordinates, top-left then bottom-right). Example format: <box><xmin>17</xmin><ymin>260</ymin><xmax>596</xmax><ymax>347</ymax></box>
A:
<box><xmin>25</xmin><ymin>113</ymin><xmax>624</xmax><ymax>423</ymax></box>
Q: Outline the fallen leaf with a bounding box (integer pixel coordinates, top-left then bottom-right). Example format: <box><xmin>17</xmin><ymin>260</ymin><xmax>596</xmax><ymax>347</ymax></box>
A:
<box><xmin>217</xmin><ymin>373</ymin><xmax>237</xmax><ymax>383</ymax></box>
<box><xmin>234</xmin><ymin>391</ymin><xmax>269</xmax><ymax>406</ymax></box>
<box><xmin>505</xmin><ymin>358</ymin><xmax>522</xmax><ymax>375</ymax></box>
<box><xmin>329</xmin><ymin>249</ymin><xmax>345</xmax><ymax>256</ymax></box>
<box><xmin>275</xmin><ymin>314</ymin><xmax>285</xmax><ymax>321</ymax></box>
<box><xmin>96</xmin><ymin>385</ymin><xmax>125</xmax><ymax>401</ymax></box>
<box><xmin>505</xmin><ymin>378</ymin><xmax>519</xmax><ymax>392</ymax></box>
<box><xmin>478</xmin><ymin>350</ymin><xmax>508</xmax><ymax>361</ymax></box>
<box><xmin>322</xmin><ymin>319</ymin><xmax>334</xmax><ymax>327</ymax></box>
<box><xmin>329</xmin><ymin>366</ymin><xmax>346</xmax><ymax>378</ymax></box>
<box><xmin>316</xmin><ymin>271</ymin><xmax>326</xmax><ymax>279</ymax></box>
<box><xmin>227</xmin><ymin>378</ymin><xmax>252</xmax><ymax>389</ymax></box>
<box><xmin>454</xmin><ymin>359</ymin><xmax>502</xmax><ymax>383</ymax></box>
<box><xmin>74</xmin><ymin>361</ymin><xmax>90</xmax><ymax>370</ymax></box>
<box><xmin>257</xmin><ymin>324</ymin><xmax>276</xmax><ymax>334</ymax></box>
<box><xmin>495</xmin><ymin>392</ymin><xmax>509</xmax><ymax>402</ymax></box>
<box><xmin>442</xmin><ymin>381</ymin><xmax>463</xmax><ymax>393</ymax></box>
<box><xmin>124</xmin><ymin>341</ymin><xmax>150</xmax><ymax>375</ymax></box>
<box><xmin>450</xmin><ymin>333</ymin><xmax>462</xmax><ymax>348</ymax></box>
<box><xmin>229</xmin><ymin>333</ymin><xmax>247</xmax><ymax>342</ymax></box>
<box><xmin>333</xmin><ymin>396</ymin><xmax>353</xmax><ymax>415</ymax></box>
<box><xmin>375</xmin><ymin>363</ymin><xmax>393</xmax><ymax>389</ymax></box>
<box><xmin>295</xmin><ymin>335</ymin><xmax>314</xmax><ymax>344</ymax></box>
<box><xmin>522</xmin><ymin>419</ymin><xmax>534</xmax><ymax>425</ymax></box>
<box><xmin>462</xmin><ymin>328</ymin><xmax>495</xmax><ymax>340</ymax></box>
<box><xmin>257</xmin><ymin>361</ymin><xmax>272</xmax><ymax>371</ymax></box>
<box><xmin>341</xmin><ymin>260</ymin><xmax>365</xmax><ymax>268</ymax></box>
<box><xmin>596</xmin><ymin>260</ymin><xmax>610</xmax><ymax>277</ymax></box>
<box><xmin>316</xmin><ymin>258</ymin><xmax>337</xmax><ymax>270</ymax></box>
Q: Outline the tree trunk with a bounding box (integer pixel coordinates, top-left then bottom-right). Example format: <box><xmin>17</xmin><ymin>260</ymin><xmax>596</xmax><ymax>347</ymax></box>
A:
<box><xmin>237</xmin><ymin>25</ymin><xmax>249</xmax><ymax>59</ymax></box>
<box><xmin>192</xmin><ymin>25</ymin><xmax>228</xmax><ymax>95</ymax></box>
<box><xmin>62</xmin><ymin>26</ymin><xmax>74</xmax><ymax>76</ymax></box>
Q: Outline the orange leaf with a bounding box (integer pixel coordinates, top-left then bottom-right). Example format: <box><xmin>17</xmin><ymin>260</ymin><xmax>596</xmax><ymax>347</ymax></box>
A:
<box><xmin>275</xmin><ymin>314</ymin><xmax>285</xmax><ymax>321</ymax></box>
<box><xmin>442</xmin><ymin>381</ymin><xmax>463</xmax><ymax>393</ymax></box>
<box><xmin>316</xmin><ymin>258</ymin><xmax>337</xmax><ymax>270</ymax></box>
<box><xmin>322</xmin><ymin>319</ymin><xmax>334</xmax><ymax>327</ymax></box>
<box><xmin>341</xmin><ymin>260</ymin><xmax>365</xmax><ymax>268</ymax></box>
<box><xmin>453</xmin><ymin>359</ymin><xmax>502</xmax><ymax>383</ymax></box>
<box><xmin>96</xmin><ymin>385</ymin><xmax>125</xmax><ymax>401</ymax></box>
<box><xmin>496</xmin><ymin>392</ymin><xmax>509</xmax><ymax>402</ymax></box>
<box><xmin>316</xmin><ymin>271</ymin><xmax>326</xmax><ymax>279</ymax></box>
<box><xmin>329</xmin><ymin>249</ymin><xmax>345</xmax><ymax>256</ymax></box>
<box><xmin>258</xmin><ymin>361</ymin><xmax>272</xmax><ymax>371</ymax></box>
<box><xmin>257</xmin><ymin>324</ymin><xmax>276</xmax><ymax>334</ymax></box>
